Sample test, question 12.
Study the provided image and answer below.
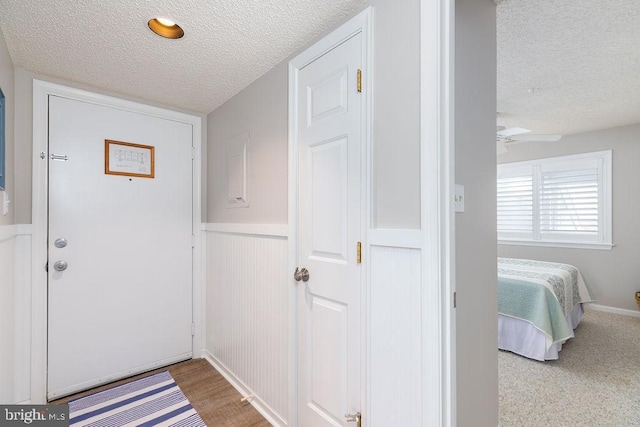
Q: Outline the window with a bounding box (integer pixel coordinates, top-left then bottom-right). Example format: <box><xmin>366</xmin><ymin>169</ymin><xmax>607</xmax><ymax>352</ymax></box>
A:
<box><xmin>497</xmin><ymin>150</ymin><xmax>612</xmax><ymax>249</ymax></box>
<box><xmin>0</xmin><ymin>88</ymin><xmax>4</xmax><ymax>190</ymax></box>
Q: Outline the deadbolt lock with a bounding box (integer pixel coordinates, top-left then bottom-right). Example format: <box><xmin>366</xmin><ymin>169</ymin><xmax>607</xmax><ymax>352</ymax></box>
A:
<box><xmin>54</xmin><ymin>238</ymin><xmax>68</xmax><ymax>248</ymax></box>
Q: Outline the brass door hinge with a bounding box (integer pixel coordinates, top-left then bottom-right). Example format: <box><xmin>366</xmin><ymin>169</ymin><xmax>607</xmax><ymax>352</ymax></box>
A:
<box><xmin>357</xmin><ymin>241</ymin><xmax>362</xmax><ymax>264</ymax></box>
<box><xmin>345</xmin><ymin>411</ymin><xmax>361</xmax><ymax>427</ymax></box>
<box><xmin>357</xmin><ymin>69</ymin><xmax>362</xmax><ymax>93</ymax></box>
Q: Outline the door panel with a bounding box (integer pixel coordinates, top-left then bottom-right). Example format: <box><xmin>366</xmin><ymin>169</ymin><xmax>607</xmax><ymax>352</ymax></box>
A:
<box><xmin>308</xmin><ymin>296</ymin><xmax>348</xmax><ymax>423</ymax></box>
<box><xmin>47</xmin><ymin>95</ymin><xmax>193</xmax><ymax>399</ymax></box>
<box><xmin>297</xmin><ymin>32</ymin><xmax>362</xmax><ymax>427</ymax></box>
<box><xmin>309</xmin><ymin>137</ymin><xmax>348</xmax><ymax>261</ymax></box>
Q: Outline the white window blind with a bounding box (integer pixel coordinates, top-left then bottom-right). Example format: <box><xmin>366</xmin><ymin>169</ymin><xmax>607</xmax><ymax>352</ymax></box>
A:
<box><xmin>497</xmin><ymin>151</ymin><xmax>612</xmax><ymax>249</ymax></box>
<box><xmin>540</xmin><ymin>169</ymin><xmax>598</xmax><ymax>234</ymax></box>
<box><xmin>497</xmin><ymin>174</ymin><xmax>533</xmax><ymax>238</ymax></box>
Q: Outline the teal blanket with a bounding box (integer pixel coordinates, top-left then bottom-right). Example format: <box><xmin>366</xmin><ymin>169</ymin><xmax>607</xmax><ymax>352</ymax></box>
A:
<box><xmin>498</xmin><ymin>258</ymin><xmax>594</xmax><ymax>347</ymax></box>
<box><xmin>499</xmin><ymin>277</ymin><xmax>573</xmax><ymax>345</ymax></box>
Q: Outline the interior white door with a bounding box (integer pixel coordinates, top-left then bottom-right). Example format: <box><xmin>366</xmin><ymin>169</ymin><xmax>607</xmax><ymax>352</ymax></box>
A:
<box><xmin>47</xmin><ymin>95</ymin><xmax>194</xmax><ymax>399</ymax></box>
<box><xmin>296</xmin><ymin>33</ymin><xmax>363</xmax><ymax>426</ymax></box>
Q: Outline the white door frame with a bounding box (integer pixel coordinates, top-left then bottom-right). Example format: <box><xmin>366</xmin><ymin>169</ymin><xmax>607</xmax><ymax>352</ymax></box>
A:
<box><xmin>421</xmin><ymin>0</ymin><xmax>456</xmax><ymax>426</ymax></box>
<box><xmin>288</xmin><ymin>8</ymin><xmax>373</xmax><ymax>425</ymax></box>
<box><xmin>30</xmin><ymin>80</ymin><xmax>203</xmax><ymax>403</ymax></box>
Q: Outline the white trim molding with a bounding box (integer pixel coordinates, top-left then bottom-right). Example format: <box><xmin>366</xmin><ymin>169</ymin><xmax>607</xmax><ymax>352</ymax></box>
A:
<box><xmin>0</xmin><ymin>224</ymin><xmax>30</xmax><ymax>242</ymax></box>
<box><xmin>202</xmin><ymin>352</ymin><xmax>285</xmax><ymax>426</ymax></box>
<box><xmin>31</xmin><ymin>80</ymin><xmax>203</xmax><ymax>403</ymax></box>
<box><xmin>0</xmin><ymin>224</ymin><xmax>18</xmax><ymax>242</ymax></box>
<box><xmin>586</xmin><ymin>303</ymin><xmax>640</xmax><ymax>318</ymax></box>
<box><xmin>420</xmin><ymin>0</ymin><xmax>455</xmax><ymax>425</ymax></box>
<box><xmin>368</xmin><ymin>228</ymin><xmax>421</xmax><ymax>249</ymax></box>
<box><xmin>203</xmin><ymin>222</ymin><xmax>288</xmax><ymax>238</ymax></box>
<box><xmin>499</xmin><ymin>240</ymin><xmax>614</xmax><ymax>251</ymax></box>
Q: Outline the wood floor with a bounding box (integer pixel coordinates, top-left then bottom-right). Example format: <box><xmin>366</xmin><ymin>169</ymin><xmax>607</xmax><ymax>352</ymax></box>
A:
<box><xmin>52</xmin><ymin>358</ymin><xmax>271</xmax><ymax>426</ymax></box>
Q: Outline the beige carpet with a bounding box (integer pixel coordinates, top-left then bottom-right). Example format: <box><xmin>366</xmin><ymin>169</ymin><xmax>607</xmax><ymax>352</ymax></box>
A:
<box><xmin>499</xmin><ymin>308</ymin><xmax>640</xmax><ymax>426</ymax></box>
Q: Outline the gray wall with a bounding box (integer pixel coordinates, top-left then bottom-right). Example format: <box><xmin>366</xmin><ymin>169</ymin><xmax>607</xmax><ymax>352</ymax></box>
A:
<box><xmin>498</xmin><ymin>123</ymin><xmax>640</xmax><ymax>312</ymax></box>
<box><xmin>12</xmin><ymin>68</ymin><xmax>207</xmax><ymax>224</ymax></box>
<box><xmin>0</xmin><ymin>28</ymin><xmax>14</xmax><ymax>226</ymax></box>
<box><xmin>455</xmin><ymin>0</ymin><xmax>499</xmax><ymax>426</ymax></box>
<box><xmin>207</xmin><ymin>0</ymin><xmax>421</xmax><ymax>227</ymax></box>
<box><xmin>369</xmin><ymin>0</ymin><xmax>420</xmax><ymax>229</ymax></box>
<box><xmin>207</xmin><ymin>61</ymin><xmax>288</xmax><ymax>224</ymax></box>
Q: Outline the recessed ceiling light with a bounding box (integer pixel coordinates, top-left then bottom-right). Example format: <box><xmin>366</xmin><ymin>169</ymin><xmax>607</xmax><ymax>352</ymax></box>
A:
<box><xmin>148</xmin><ymin>17</ymin><xmax>184</xmax><ymax>39</ymax></box>
<box><xmin>156</xmin><ymin>17</ymin><xmax>176</xmax><ymax>27</ymax></box>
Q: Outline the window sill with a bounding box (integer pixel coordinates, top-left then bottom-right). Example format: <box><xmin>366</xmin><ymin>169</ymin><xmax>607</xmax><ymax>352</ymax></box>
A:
<box><xmin>498</xmin><ymin>239</ymin><xmax>614</xmax><ymax>251</ymax></box>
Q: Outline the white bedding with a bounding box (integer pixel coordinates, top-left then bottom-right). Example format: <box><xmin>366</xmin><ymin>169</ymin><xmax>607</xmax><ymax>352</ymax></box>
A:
<box><xmin>497</xmin><ymin>258</ymin><xmax>594</xmax><ymax>361</ymax></box>
<box><xmin>498</xmin><ymin>303</ymin><xmax>584</xmax><ymax>361</ymax></box>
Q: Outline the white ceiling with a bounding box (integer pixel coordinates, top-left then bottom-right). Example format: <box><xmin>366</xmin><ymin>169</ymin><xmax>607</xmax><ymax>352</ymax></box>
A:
<box><xmin>497</xmin><ymin>0</ymin><xmax>640</xmax><ymax>136</ymax></box>
<box><xmin>1</xmin><ymin>0</ymin><xmax>637</xmax><ymax>132</ymax></box>
<box><xmin>0</xmin><ymin>0</ymin><xmax>365</xmax><ymax>113</ymax></box>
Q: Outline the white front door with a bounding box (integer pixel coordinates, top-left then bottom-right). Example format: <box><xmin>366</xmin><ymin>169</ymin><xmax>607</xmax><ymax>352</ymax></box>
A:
<box><xmin>296</xmin><ymin>32</ymin><xmax>363</xmax><ymax>426</ymax></box>
<box><xmin>47</xmin><ymin>95</ymin><xmax>194</xmax><ymax>399</ymax></box>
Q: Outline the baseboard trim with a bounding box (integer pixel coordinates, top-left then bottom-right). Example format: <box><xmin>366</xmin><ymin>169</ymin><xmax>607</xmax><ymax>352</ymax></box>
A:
<box><xmin>203</xmin><ymin>223</ymin><xmax>288</xmax><ymax>238</ymax></box>
<box><xmin>201</xmin><ymin>351</ymin><xmax>286</xmax><ymax>426</ymax></box>
<box><xmin>586</xmin><ymin>303</ymin><xmax>640</xmax><ymax>318</ymax></box>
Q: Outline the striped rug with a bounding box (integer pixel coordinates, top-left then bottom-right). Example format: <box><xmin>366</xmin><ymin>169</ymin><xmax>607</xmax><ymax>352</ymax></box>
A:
<box><xmin>68</xmin><ymin>371</ymin><xmax>206</xmax><ymax>426</ymax></box>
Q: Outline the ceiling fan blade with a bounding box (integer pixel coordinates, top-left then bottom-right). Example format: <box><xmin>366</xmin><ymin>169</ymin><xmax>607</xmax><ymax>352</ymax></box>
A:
<box><xmin>512</xmin><ymin>134</ymin><xmax>562</xmax><ymax>142</ymax></box>
<box><xmin>497</xmin><ymin>127</ymin><xmax>531</xmax><ymax>137</ymax></box>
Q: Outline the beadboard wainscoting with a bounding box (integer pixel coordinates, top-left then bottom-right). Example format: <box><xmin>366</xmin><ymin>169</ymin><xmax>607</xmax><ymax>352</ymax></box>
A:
<box><xmin>0</xmin><ymin>224</ymin><xmax>32</xmax><ymax>404</ymax></box>
<box><xmin>203</xmin><ymin>224</ymin><xmax>289</xmax><ymax>426</ymax></box>
<box><xmin>368</xmin><ymin>230</ymin><xmax>422</xmax><ymax>426</ymax></box>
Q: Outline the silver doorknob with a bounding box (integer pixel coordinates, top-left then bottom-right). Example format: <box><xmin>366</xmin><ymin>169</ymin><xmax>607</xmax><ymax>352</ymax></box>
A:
<box><xmin>53</xmin><ymin>260</ymin><xmax>68</xmax><ymax>272</ymax></box>
<box><xmin>293</xmin><ymin>267</ymin><xmax>310</xmax><ymax>282</ymax></box>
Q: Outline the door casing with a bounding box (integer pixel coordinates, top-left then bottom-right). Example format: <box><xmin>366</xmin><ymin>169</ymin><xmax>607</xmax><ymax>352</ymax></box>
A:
<box><xmin>30</xmin><ymin>80</ymin><xmax>203</xmax><ymax>403</ymax></box>
<box><xmin>288</xmin><ymin>8</ymin><xmax>373</xmax><ymax>425</ymax></box>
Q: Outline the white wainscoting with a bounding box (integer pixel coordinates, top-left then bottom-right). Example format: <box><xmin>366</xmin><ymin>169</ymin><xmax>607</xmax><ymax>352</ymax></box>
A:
<box><xmin>204</xmin><ymin>224</ymin><xmax>289</xmax><ymax>426</ymax></box>
<box><xmin>0</xmin><ymin>225</ymin><xmax>32</xmax><ymax>404</ymax></box>
<box><xmin>368</xmin><ymin>229</ymin><xmax>422</xmax><ymax>426</ymax></box>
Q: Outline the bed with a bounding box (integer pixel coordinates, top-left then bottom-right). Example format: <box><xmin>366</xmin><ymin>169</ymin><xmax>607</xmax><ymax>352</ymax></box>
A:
<box><xmin>498</xmin><ymin>258</ymin><xmax>594</xmax><ymax>361</ymax></box>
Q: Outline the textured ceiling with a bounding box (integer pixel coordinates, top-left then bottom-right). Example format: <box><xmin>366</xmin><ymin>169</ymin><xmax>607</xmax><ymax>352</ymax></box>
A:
<box><xmin>0</xmin><ymin>0</ymin><xmax>365</xmax><ymax>113</ymax></box>
<box><xmin>498</xmin><ymin>0</ymin><xmax>640</xmax><ymax>136</ymax></box>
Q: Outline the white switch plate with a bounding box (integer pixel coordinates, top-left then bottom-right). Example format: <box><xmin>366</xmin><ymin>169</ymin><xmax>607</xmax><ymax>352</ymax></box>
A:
<box><xmin>454</xmin><ymin>184</ymin><xmax>464</xmax><ymax>213</ymax></box>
